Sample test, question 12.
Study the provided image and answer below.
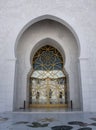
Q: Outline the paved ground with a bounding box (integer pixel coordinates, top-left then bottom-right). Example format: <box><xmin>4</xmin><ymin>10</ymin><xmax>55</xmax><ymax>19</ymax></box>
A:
<box><xmin>0</xmin><ymin>111</ymin><xmax>96</xmax><ymax>130</ymax></box>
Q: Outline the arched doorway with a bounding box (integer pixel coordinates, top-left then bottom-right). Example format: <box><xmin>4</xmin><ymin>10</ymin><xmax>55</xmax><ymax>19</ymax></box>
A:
<box><xmin>29</xmin><ymin>45</ymin><xmax>68</xmax><ymax>108</ymax></box>
<box><xmin>14</xmin><ymin>18</ymin><xmax>81</xmax><ymax>110</ymax></box>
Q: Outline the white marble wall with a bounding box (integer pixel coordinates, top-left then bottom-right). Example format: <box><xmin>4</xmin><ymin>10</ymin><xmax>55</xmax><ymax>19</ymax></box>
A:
<box><xmin>0</xmin><ymin>0</ymin><xmax>96</xmax><ymax>112</ymax></box>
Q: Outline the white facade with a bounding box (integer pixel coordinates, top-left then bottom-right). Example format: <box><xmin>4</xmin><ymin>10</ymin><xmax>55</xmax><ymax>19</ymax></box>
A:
<box><xmin>0</xmin><ymin>0</ymin><xmax>96</xmax><ymax>112</ymax></box>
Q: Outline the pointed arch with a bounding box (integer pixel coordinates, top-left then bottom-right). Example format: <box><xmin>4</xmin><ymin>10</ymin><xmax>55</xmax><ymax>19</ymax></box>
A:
<box><xmin>28</xmin><ymin>44</ymin><xmax>68</xmax><ymax>107</ymax></box>
<box><xmin>15</xmin><ymin>14</ymin><xmax>80</xmax><ymax>58</ymax></box>
<box><xmin>14</xmin><ymin>16</ymin><xmax>82</xmax><ymax>110</ymax></box>
<box><xmin>30</xmin><ymin>38</ymin><xmax>66</xmax><ymax>66</ymax></box>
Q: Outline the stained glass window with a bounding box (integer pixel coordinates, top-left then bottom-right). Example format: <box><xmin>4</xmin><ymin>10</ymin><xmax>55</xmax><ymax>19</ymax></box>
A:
<box><xmin>33</xmin><ymin>45</ymin><xmax>63</xmax><ymax>70</ymax></box>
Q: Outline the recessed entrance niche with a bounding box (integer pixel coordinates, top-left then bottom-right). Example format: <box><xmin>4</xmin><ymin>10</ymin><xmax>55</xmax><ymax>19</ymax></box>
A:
<box><xmin>29</xmin><ymin>45</ymin><xmax>67</xmax><ymax>108</ymax></box>
<box><xmin>14</xmin><ymin>18</ymin><xmax>81</xmax><ymax>110</ymax></box>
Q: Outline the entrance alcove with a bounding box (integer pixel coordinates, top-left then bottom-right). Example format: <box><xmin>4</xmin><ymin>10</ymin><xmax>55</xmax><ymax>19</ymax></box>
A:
<box><xmin>14</xmin><ymin>17</ymin><xmax>81</xmax><ymax>111</ymax></box>
<box><xmin>28</xmin><ymin>44</ymin><xmax>68</xmax><ymax>108</ymax></box>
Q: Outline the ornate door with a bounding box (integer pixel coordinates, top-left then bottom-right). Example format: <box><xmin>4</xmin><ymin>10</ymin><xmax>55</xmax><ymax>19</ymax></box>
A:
<box><xmin>29</xmin><ymin>45</ymin><xmax>68</xmax><ymax>107</ymax></box>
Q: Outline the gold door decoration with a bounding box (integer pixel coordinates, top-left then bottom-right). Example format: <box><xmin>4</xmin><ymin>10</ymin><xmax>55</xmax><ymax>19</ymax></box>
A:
<box><xmin>29</xmin><ymin>45</ymin><xmax>68</xmax><ymax>107</ymax></box>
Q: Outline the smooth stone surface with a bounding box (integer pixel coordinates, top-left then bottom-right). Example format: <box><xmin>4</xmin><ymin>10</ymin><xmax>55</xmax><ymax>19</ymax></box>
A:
<box><xmin>0</xmin><ymin>112</ymin><xmax>96</xmax><ymax>130</ymax></box>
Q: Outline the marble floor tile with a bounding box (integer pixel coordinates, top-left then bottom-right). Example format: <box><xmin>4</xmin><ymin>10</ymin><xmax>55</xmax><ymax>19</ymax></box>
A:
<box><xmin>0</xmin><ymin>111</ymin><xmax>96</xmax><ymax>130</ymax></box>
